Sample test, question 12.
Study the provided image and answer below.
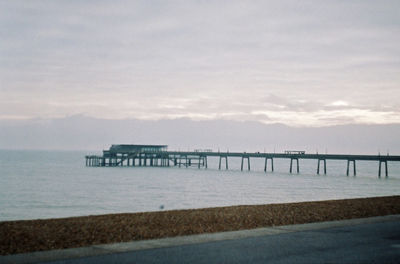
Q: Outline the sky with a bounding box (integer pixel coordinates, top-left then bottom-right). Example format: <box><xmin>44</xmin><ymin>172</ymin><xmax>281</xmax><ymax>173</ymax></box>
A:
<box><xmin>1</xmin><ymin>0</ymin><xmax>399</xmax><ymax>126</ymax></box>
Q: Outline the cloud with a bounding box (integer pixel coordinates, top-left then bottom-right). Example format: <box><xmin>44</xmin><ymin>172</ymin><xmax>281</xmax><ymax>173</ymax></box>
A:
<box><xmin>329</xmin><ymin>101</ymin><xmax>349</xmax><ymax>107</ymax></box>
<box><xmin>1</xmin><ymin>1</ymin><xmax>399</xmax><ymax>126</ymax></box>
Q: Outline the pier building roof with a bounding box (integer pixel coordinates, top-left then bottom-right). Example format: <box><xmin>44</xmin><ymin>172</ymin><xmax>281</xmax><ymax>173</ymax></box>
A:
<box><xmin>108</xmin><ymin>144</ymin><xmax>168</xmax><ymax>153</ymax></box>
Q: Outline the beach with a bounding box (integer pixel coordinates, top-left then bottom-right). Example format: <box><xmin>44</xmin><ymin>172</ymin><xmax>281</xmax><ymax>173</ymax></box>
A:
<box><xmin>1</xmin><ymin>195</ymin><xmax>399</xmax><ymax>255</ymax></box>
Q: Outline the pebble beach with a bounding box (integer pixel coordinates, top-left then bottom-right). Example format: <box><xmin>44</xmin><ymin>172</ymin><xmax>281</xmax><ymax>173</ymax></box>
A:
<box><xmin>1</xmin><ymin>195</ymin><xmax>399</xmax><ymax>255</ymax></box>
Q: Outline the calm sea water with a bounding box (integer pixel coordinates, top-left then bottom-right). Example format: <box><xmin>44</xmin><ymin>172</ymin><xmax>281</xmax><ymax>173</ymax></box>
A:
<box><xmin>1</xmin><ymin>149</ymin><xmax>400</xmax><ymax>221</ymax></box>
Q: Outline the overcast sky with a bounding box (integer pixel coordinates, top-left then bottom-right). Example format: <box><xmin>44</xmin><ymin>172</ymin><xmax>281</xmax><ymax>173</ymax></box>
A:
<box><xmin>1</xmin><ymin>0</ymin><xmax>399</xmax><ymax>126</ymax></box>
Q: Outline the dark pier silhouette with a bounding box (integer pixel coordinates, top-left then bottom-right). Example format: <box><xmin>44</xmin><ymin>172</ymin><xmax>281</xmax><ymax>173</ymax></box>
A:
<box><xmin>86</xmin><ymin>145</ymin><xmax>400</xmax><ymax>178</ymax></box>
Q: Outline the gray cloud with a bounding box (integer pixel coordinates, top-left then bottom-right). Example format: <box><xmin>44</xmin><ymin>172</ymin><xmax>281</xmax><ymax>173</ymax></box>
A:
<box><xmin>1</xmin><ymin>0</ymin><xmax>399</xmax><ymax>126</ymax></box>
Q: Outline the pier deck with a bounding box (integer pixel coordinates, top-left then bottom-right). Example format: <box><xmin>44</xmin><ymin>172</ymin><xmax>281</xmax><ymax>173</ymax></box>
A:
<box><xmin>86</xmin><ymin>145</ymin><xmax>400</xmax><ymax>178</ymax></box>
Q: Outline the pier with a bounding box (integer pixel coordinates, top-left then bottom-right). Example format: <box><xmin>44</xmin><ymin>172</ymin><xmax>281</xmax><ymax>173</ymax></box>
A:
<box><xmin>86</xmin><ymin>145</ymin><xmax>400</xmax><ymax>178</ymax></box>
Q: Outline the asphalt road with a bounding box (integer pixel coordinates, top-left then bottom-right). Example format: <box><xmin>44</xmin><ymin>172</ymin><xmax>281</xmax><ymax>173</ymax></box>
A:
<box><xmin>47</xmin><ymin>218</ymin><xmax>400</xmax><ymax>264</ymax></box>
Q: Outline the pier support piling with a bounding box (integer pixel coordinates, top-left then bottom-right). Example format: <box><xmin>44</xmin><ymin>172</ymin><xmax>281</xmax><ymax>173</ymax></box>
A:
<box><xmin>241</xmin><ymin>156</ymin><xmax>251</xmax><ymax>171</ymax></box>
<box><xmin>264</xmin><ymin>157</ymin><xmax>274</xmax><ymax>172</ymax></box>
<box><xmin>264</xmin><ymin>158</ymin><xmax>267</xmax><ymax>172</ymax></box>
<box><xmin>378</xmin><ymin>160</ymin><xmax>388</xmax><ymax>178</ymax></box>
<box><xmin>290</xmin><ymin>158</ymin><xmax>299</xmax><ymax>173</ymax></box>
<box><xmin>317</xmin><ymin>159</ymin><xmax>327</xmax><ymax>175</ymax></box>
<box><xmin>346</xmin><ymin>160</ymin><xmax>356</xmax><ymax>176</ymax></box>
<box><xmin>219</xmin><ymin>156</ymin><xmax>228</xmax><ymax>170</ymax></box>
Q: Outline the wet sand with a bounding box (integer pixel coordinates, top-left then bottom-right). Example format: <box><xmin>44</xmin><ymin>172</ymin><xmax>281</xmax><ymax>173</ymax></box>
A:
<box><xmin>1</xmin><ymin>195</ymin><xmax>400</xmax><ymax>255</ymax></box>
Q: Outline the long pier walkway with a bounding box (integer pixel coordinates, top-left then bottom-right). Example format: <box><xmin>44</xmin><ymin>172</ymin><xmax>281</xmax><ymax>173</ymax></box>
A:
<box><xmin>86</xmin><ymin>145</ymin><xmax>400</xmax><ymax>178</ymax></box>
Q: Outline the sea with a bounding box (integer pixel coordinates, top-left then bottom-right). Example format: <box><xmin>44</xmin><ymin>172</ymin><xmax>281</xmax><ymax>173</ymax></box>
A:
<box><xmin>1</xmin><ymin>149</ymin><xmax>400</xmax><ymax>222</ymax></box>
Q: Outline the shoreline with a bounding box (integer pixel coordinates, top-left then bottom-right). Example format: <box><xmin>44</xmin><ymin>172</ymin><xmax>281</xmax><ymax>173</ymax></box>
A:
<box><xmin>1</xmin><ymin>195</ymin><xmax>400</xmax><ymax>255</ymax></box>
